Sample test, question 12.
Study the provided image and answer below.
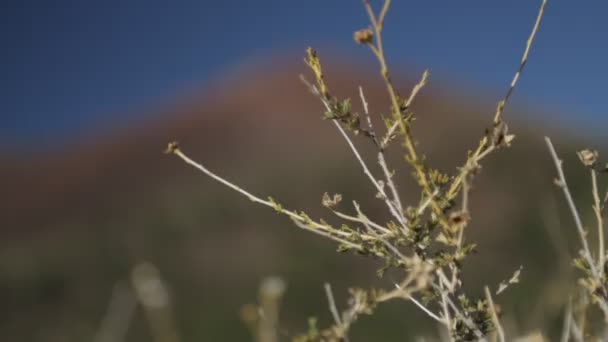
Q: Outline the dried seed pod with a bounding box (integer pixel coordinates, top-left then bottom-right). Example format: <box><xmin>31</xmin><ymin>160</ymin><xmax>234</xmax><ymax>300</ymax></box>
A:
<box><xmin>354</xmin><ymin>28</ymin><xmax>374</xmax><ymax>44</ymax></box>
<box><xmin>164</xmin><ymin>141</ymin><xmax>179</xmax><ymax>154</ymax></box>
<box><xmin>577</xmin><ymin>149</ymin><xmax>599</xmax><ymax>167</ymax></box>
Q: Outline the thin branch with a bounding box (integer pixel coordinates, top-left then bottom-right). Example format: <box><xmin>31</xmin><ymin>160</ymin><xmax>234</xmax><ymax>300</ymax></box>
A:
<box><xmin>570</xmin><ymin>314</ymin><xmax>584</xmax><ymax>342</ymax></box>
<box><xmin>358</xmin><ymin>86</ymin><xmax>377</xmax><ymax>142</ymax></box>
<box><xmin>493</xmin><ymin>0</ymin><xmax>547</xmax><ymax>124</ymax></box>
<box><xmin>323</xmin><ymin>283</ymin><xmax>345</xmax><ymax>338</ymax></box>
<box><xmin>437</xmin><ymin>278</ymin><xmax>455</xmax><ymax>342</ymax></box>
<box><xmin>445</xmin><ymin>297</ymin><xmax>486</xmax><ymax>342</ymax></box>
<box><xmin>363</xmin><ymin>0</ymin><xmax>450</xmax><ymax>232</ymax></box>
<box><xmin>560</xmin><ymin>300</ymin><xmax>572</xmax><ymax>342</ymax></box>
<box><xmin>332</xmin><ymin>120</ymin><xmax>408</xmax><ymax>226</ymax></box>
<box><xmin>330</xmin><ymin>208</ymin><xmax>392</xmax><ymax>235</ymax></box>
<box><xmin>359</xmin><ymin>86</ymin><xmax>406</xmax><ymax>223</ymax></box>
<box><xmin>291</xmin><ymin>219</ymin><xmax>365</xmax><ymax>251</ymax></box>
<box><xmin>301</xmin><ymin>79</ymin><xmax>408</xmax><ymax>229</ymax></box>
<box><xmin>436</xmin><ymin>268</ymin><xmax>455</xmax><ymax>293</ymax></box>
<box><xmin>446</xmin><ymin>145</ymin><xmax>496</xmax><ymax>203</ymax></box>
<box><xmin>408</xmin><ymin>294</ymin><xmax>444</xmax><ymax>323</ymax></box>
<box><xmin>484</xmin><ymin>286</ymin><xmax>505</xmax><ymax>342</ymax></box>
<box><xmin>93</xmin><ymin>283</ymin><xmax>137</xmax><ymax>342</ymax></box>
<box><xmin>169</xmin><ymin>146</ymin><xmax>367</xmax><ymax>251</ymax></box>
<box><xmin>418</xmin><ymin>189</ymin><xmax>440</xmax><ymax>216</ymax></box>
<box><xmin>173</xmin><ymin>148</ymin><xmax>273</xmax><ymax>206</ymax></box>
<box><xmin>592</xmin><ymin>169</ymin><xmax>605</xmax><ymax>273</ymax></box>
<box><xmin>544</xmin><ymin>137</ymin><xmax>599</xmax><ymax>278</ymax></box>
<box><xmin>390</xmin><ymin>280</ymin><xmax>443</xmax><ymax>323</ymax></box>
<box><xmin>447</xmin><ymin>0</ymin><xmax>547</xmax><ymax>201</ymax></box>
<box><xmin>433</xmin><ymin>278</ymin><xmax>486</xmax><ymax>341</ymax></box>
<box><xmin>597</xmin><ymin>299</ymin><xmax>608</xmax><ymax>323</ymax></box>
<box><xmin>354</xmin><ymin>201</ymin><xmax>407</xmax><ymax>261</ymax></box>
<box><xmin>377</xmin><ymin>0</ymin><xmax>391</xmax><ymax>30</ymax></box>
<box><xmin>378</xmin><ymin>154</ymin><xmax>404</xmax><ymax>213</ymax></box>
<box><xmin>381</xmin><ymin>70</ymin><xmax>429</xmax><ymax>148</ymax></box>
<box><xmin>457</xmin><ymin>176</ymin><xmax>471</xmax><ymax>250</ymax></box>
<box><xmin>258</xmin><ymin>277</ymin><xmax>287</xmax><ymax>342</ymax></box>
<box><xmin>131</xmin><ymin>262</ymin><xmax>181</xmax><ymax>342</ymax></box>
<box><xmin>363</xmin><ymin>0</ymin><xmax>379</xmax><ymax>29</ymax></box>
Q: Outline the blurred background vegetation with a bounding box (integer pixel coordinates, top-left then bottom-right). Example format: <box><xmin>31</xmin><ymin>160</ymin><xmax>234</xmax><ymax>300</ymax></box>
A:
<box><xmin>2</xmin><ymin>1</ymin><xmax>607</xmax><ymax>341</ymax></box>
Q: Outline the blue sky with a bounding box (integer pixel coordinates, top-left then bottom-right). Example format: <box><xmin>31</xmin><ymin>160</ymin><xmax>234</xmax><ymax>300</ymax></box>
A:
<box><xmin>2</xmin><ymin>0</ymin><xmax>606</xmax><ymax>150</ymax></box>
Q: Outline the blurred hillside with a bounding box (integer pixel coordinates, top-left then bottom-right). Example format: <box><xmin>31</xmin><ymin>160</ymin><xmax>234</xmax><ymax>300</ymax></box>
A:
<box><xmin>0</xmin><ymin>57</ymin><xmax>605</xmax><ymax>341</ymax></box>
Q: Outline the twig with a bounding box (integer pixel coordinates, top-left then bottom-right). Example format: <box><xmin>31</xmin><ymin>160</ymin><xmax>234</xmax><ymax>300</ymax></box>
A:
<box><xmin>291</xmin><ymin>219</ymin><xmax>365</xmax><ymax>251</ymax></box>
<box><xmin>545</xmin><ymin>137</ymin><xmax>599</xmax><ymax>278</ymax></box>
<box><xmin>301</xmin><ymin>79</ymin><xmax>408</xmax><ymax>229</ymax></box>
<box><xmin>327</xmin><ymin>104</ymin><xmax>405</xmax><ymax>229</ymax></box>
<box><xmin>358</xmin><ymin>86</ymin><xmax>377</xmax><ymax>142</ymax></box>
<box><xmin>258</xmin><ymin>277</ymin><xmax>287</xmax><ymax>342</ymax></box>
<box><xmin>324</xmin><ymin>283</ymin><xmax>343</xmax><ymax>326</ymax></box>
<box><xmin>332</xmin><ymin>120</ymin><xmax>408</xmax><ymax>227</ymax></box>
<box><xmin>381</xmin><ymin>70</ymin><xmax>429</xmax><ymax>148</ymax></box>
<box><xmin>592</xmin><ymin>169</ymin><xmax>605</xmax><ymax>274</ymax></box>
<box><xmin>434</xmin><ymin>278</ymin><xmax>486</xmax><ymax>341</ymax></box>
<box><xmin>93</xmin><ymin>283</ymin><xmax>137</xmax><ymax>342</ymax></box>
<box><xmin>418</xmin><ymin>189</ymin><xmax>440</xmax><ymax>216</ymax></box>
<box><xmin>378</xmin><ymin>153</ymin><xmax>404</xmax><ymax>218</ymax></box>
<box><xmin>354</xmin><ymin>201</ymin><xmax>407</xmax><ymax>261</ymax></box>
<box><xmin>493</xmin><ymin>0</ymin><xmax>547</xmax><ymax>124</ymax></box>
<box><xmin>324</xmin><ymin>282</ymin><xmax>349</xmax><ymax>341</ymax></box>
<box><xmin>376</xmin><ymin>0</ymin><xmax>391</xmax><ymax>30</ymax></box>
<box><xmin>131</xmin><ymin>262</ymin><xmax>181</xmax><ymax>342</ymax></box>
<box><xmin>457</xmin><ymin>176</ymin><xmax>471</xmax><ymax>249</ymax></box>
<box><xmin>547</xmin><ymin>137</ymin><xmax>608</xmax><ymax>323</ymax></box>
<box><xmin>560</xmin><ymin>300</ymin><xmax>572</xmax><ymax>342</ymax></box>
<box><xmin>445</xmin><ymin>298</ymin><xmax>486</xmax><ymax>342</ymax></box>
<box><xmin>330</xmin><ymin>208</ymin><xmax>392</xmax><ymax>235</ymax></box>
<box><xmin>570</xmin><ymin>314</ymin><xmax>584</xmax><ymax>342</ymax></box>
<box><xmin>170</xmin><ymin>146</ymin><xmax>369</xmax><ymax>251</ymax></box>
<box><xmin>364</xmin><ymin>0</ymin><xmax>450</xmax><ymax>232</ymax></box>
<box><xmin>359</xmin><ymin>85</ymin><xmax>406</xmax><ymax>225</ymax></box>
<box><xmin>448</xmin><ymin>0</ymin><xmax>547</xmax><ymax>201</ymax></box>
<box><xmin>408</xmin><ymin>294</ymin><xmax>444</xmax><ymax>323</ymax></box>
<box><xmin>390</xmin><ymin>280</ymin><xmax>443</xmax><ymax>323</ymax></box>
<box><xmin>484</xmin><ymin>286</ymin><xmax>505</xmax><ymax>342</ymax></box>
<box><xmin>438</xmin><ymin>278</ymin><xmax>455</xmax><ymax>342</ymax></box>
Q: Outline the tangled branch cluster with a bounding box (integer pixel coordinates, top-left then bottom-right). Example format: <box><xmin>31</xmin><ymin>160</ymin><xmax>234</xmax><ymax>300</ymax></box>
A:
<box><xmin>161</xmin><ymin>0</ymin><xmax>602</xmax><ymax>340</ymax></box>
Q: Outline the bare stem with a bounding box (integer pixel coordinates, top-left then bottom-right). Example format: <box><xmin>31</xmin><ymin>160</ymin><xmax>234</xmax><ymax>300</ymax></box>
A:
<box><xmin>437</xmin><ymin>278</ymin><xmax>454</xmax><ymax>342</ymax></box>
<box><xmin>545</xmin><ymin>136</ymin><xmax>599</xmax><ymax>278</ymax></box>
<box><xmin>560</xmin><ymin>300</ymin><xmax>572</xmax><ymax>342</ymax></box>
<box><xmin>330</xmin><ymin>208</ymin><xmax>392</xmax><ymax>235</ymax></box>
<box><xmin>381</xmin><ymin>70</ymin><xmax>429</xmax><ymax>148</ymax></box>
<box><xmin>131</xmin><ymin>262</ymin><xmax>181</xmax><ymax>342</ymax></box>
<box><xmin>354</xmin><ymin>201</ymin><xmax>407</xmax><ymax>261</ymax></box>
<box><xmin>376</xmin><ymin>0</ymin><xmax>391</xmax><ymax>30</ymax></box>
<box><xmin>358</xmin><ymin>86</ymin><xmax>377</xmax><ymax>142</ymax></box>
<box><xmin>324</xmin><ymin>283</ymin><xmax>345</xmax><ymax>340</ymax></box>
<box><xmin>302</xmin><ymin>79</ymin><xmax>408</xmax><ymax>229</ymax></box>
<box><xmin>408</xmin><ymin>294</ymin><xmax>443</xmax><ymax>323</ymax></box>
<box><xmin>332</xmin><ymin>120</ymin><xmax>408</xmax><ymax>227</ymax></box>
<box><xmin>359</xmin><ymin>86</ymin><xmax>406</xmax><ymax>225</ymax></box>
<box><xmin>448</xmin><ymin>0</ymin><xmax>547</xmax><ymax>200</ymax></box>
<box><xmin>484</xmin><ymin>286</ymin><xmax>505</xmax><ymax>342</ymax></box>
<box><xmin>93</xmin><ymin>283</ymin><xmax>137</xmax><ymax>342</ymax></box>
<box><xmin>570</xmin><ymin>314</ymin><xmax>584</xmax><ymax>342</ymax></box>
<box><xmin>592</xmin><ymin>169</ymin><xmax>605</xmax><ymax>274</ymax></box>
<box><xmin>493</xmin><ymin>0</ymin><xmax>547</xmax><ymax>124</ymax></box>
<box><xmin>364</xmin><ymin>0</ymin><xmax>449</xmax><ymax>231</ymax></box>
<box><xmin>170</xmin><ymin>147</ymin><xmax>367</xmax><ymax>251</ymax></box>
